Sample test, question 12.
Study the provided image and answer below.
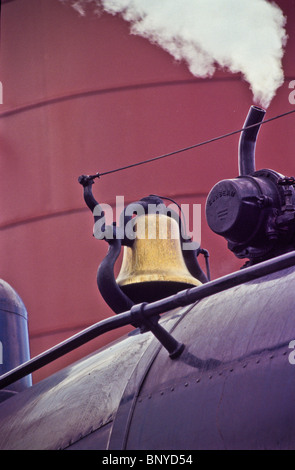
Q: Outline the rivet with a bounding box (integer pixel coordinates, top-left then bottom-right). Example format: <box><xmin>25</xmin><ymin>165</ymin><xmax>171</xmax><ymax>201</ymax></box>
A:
<box><xmin>184</xmin><ymin>382</ymin><xmax>188</xmax><ymax>387</ymax></box>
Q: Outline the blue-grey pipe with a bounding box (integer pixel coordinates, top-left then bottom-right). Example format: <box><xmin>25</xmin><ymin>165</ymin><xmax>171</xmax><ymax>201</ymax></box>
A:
<box><xmin>238</xmin><ymin>105</ymin><xmax>266</xmax><ymax>176</ymax></box>
<box><xmin>0</xmin><ymin>279</ymin><xmax>32</xmax><ymax>400</ymax></box>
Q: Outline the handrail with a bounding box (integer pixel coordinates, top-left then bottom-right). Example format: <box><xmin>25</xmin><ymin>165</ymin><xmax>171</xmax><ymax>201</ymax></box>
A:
<box><xmin>1</xmin><ymin>250</ymin><xmax>295</xmax><ymax>390</ymax></box>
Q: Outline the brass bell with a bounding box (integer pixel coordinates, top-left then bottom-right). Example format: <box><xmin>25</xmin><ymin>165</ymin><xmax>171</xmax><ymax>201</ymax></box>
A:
<box><xmin>78</xmin><ymin>179</ymin><xmax>207</xmax><ymax>312</ymax></box>
<box><xmin>116</xmin><ymin>213</ymin><xmax>202</xmax><ymax>304</ymax></box>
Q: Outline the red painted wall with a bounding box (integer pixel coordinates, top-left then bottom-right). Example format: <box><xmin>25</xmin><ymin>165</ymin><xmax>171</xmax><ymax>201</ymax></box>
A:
<box><xmin>1</xmin><ymin>0</ymin><xmax>295</xmax><ymax>382</ymax></box>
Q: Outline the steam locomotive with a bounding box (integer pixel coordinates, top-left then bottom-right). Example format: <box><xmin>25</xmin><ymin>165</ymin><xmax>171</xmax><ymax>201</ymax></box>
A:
<box><xmin>1</xmin><ymin>106</ymin><xmax>295</xmax><ymax>450</ymax></box>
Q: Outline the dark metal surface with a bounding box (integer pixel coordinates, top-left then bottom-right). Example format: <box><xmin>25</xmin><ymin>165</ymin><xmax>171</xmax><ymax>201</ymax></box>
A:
<box><xmin>108</xmin><ymin>301</ymin><xmax>198</xmax><ymax>450</ymax></box>
<box><xmin>1</xmin><ymin>261</ymin><xmax>295</xmax><ymax>449</ymax></box>
<box><xmin>122</xmin><ymin>265</ymin><xmax>295</xmax><ymax>450</ymax></box>
<box><xmin>0</xmin><ymin>323</ymin><xmax>155</xmax><ymax>450</ymax></box>
<box><xmin>65</xmin><ymin>422</ymin><xmax>113</xmax><ymax>450</ymax></box>
<box><xmin>0</xmin><ymin>279</ymin><xmax>31</xmax><ymax>394</ymax></box>
<box><xmin>126</xmin><ymin>347</ymin><xmax>294</xmax><ymax>450</ymax></box>
<box><xmin>0</xmin><ymin>308</ymin><xmax>185</xmax><ymax>450</ymax></box>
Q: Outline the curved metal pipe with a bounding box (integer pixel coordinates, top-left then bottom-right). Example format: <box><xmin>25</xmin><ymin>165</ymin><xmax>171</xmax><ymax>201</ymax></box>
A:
<box><xmin>238</xmin><ymin>105</ymin><xmax>266</xmax><ymax>176</ymax></box>
<box><xmin>96</xmin><ymin>237</ymin><xmax>135</xmax><ymax>314</ymax></box>
<box><xmin>78</xmin><ymin>176</ymin><xmax>135</xmax><ymax>313</ymax></box>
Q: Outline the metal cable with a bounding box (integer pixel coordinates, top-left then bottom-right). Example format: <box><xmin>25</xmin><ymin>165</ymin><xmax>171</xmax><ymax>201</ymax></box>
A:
<box><xmin>87</xmin><ymin>109</ymin><xmax>295</xmax><ymax>180</ymax></box>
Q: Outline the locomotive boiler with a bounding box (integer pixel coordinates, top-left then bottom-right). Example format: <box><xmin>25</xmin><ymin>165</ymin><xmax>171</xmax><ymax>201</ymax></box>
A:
<box><xmin>0</xmin><ymin>106</ymin><xmax>295</xmax><ymax>450</ymax></box>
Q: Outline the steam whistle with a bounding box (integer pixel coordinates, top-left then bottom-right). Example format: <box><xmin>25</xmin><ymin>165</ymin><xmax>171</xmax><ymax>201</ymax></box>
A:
<box><xmin>206</xmin><ymin>105</ymin><xmax>295</xmax><ymax>264</ymax></box>
<box><xmin>78</xmin><ymin>175</ymin><xmax>208</xmax><ymax>314</ymax></box>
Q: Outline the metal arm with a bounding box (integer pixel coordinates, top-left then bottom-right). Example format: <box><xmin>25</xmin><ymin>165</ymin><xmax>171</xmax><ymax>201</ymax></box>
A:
<box><xmin>78</xmin><ymin>175</ymin><xmax>135</xmax><ymax>313</ymax></box>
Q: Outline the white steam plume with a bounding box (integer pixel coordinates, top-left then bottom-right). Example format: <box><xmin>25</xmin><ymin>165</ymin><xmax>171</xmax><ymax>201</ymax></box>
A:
<box><xmin>62</xmin><ymin>0</ymin><xmax>288</xmax><ymax>108</ymax></box>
